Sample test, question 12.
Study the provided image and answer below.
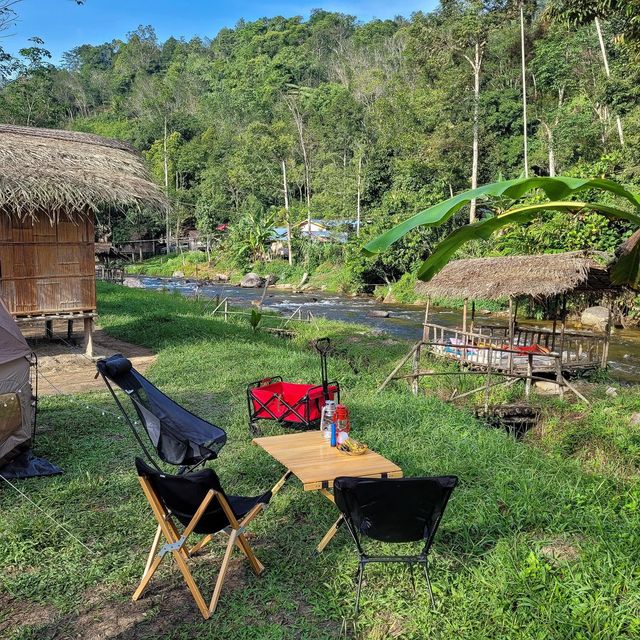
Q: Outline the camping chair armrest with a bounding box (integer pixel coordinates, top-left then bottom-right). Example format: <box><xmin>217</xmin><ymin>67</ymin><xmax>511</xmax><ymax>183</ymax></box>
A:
<box><xmin>182</xmin><ymin>489</ymin><xmax>217</xmax><ymax>539</ymax></box>
<box><xmin>239</xmin><ymin>502</ymin><xmax>267</xmax><ymax>528</ymax></box>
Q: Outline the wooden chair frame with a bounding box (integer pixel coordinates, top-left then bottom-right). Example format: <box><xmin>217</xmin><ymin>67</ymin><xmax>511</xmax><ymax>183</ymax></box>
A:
<box><xmin>134</xmin><ymin>476</ymin><xmax>267</xmax><ymax>619</ymax></box>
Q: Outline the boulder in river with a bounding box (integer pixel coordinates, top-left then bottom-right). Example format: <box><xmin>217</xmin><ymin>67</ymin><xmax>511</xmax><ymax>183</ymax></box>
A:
<box><xmin>240</xmin><ymin>272</ymin><xmax>265</xmax><ymax>288</ymax></box>
<box><xmin>215</xmin><ymin>273</ymin><xmax>230</xmax><ymax>282</ymax></box>
<box><xmin>172</xmin><ymin>270</ymin><xmax>185</xmax><ymax>278</ymax></box>
<box><xmin>123</xmin><ymin>277</ymin><xmax>144</xmax><ymax>289</ymax></box>
<box><xmin>370</xmin><ymin>310</ymin><xmax>390</xmax><ymax>318</ymax></box>
<box><xmin>581</xmin><ymin>306</ymin><xmax>610</xmax><ymax>330</ymax></box>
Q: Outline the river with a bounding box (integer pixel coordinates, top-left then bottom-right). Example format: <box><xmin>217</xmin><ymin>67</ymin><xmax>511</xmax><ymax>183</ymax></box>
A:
<box><xmin>126</xmin><ymin>276</ymin><xmax>640</xmax><ymax>384</ymax></box>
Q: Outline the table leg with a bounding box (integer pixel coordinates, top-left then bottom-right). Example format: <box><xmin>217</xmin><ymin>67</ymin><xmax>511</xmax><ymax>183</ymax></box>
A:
<box><xmin>271</xmin><ymin>469</ymin><xmax>292</xmax><ymax>496</ymax></box>
<box><xmin>316</xmin><ymin>514</ymin><xmax>343</xmax><ymax>553</ymax></box>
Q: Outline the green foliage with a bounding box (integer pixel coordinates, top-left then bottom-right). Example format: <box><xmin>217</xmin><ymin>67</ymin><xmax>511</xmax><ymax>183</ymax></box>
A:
<box><xmin>388</xmin><ymin>271</ymin><xmax>420</xmax><ymax>303</ymax></box>
<box><xmin>227</xmin><ymin>204</ymin><xmax>277</xmax><ymax>268</ymax></box>
<box><xmin>249</xmin><ymin>307</ymin><xmax>262</xmax><ymax>332</ymax></box>
<box><xmin>1</xmin><ymin>6</ymin><xmax>640</xmax><ymax>292</ymax></box>
<box><xmin>364</xmin><ymin>176</ymin><xmax>640</xmax><ymax>286</ymax></box>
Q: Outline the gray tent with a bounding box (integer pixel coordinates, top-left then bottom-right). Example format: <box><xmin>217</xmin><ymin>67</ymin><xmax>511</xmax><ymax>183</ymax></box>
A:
<box><xmin>0</xmin><ymin>297</ymin><xmax>33</xmax><ymax>464</ymax></box>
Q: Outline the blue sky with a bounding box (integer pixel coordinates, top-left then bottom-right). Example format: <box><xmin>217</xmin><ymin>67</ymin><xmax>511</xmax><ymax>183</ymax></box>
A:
<box><xmin>2</xmin><ymin>0</ymin><xmax>439</xmax><ymax>63</ymax></box>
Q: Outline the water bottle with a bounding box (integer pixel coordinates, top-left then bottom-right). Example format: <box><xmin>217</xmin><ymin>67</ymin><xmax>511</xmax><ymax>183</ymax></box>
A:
<box><xmin>320</xmin><ymin>400</ymin><xmax>336</xmax><ymax>440</ymax></box>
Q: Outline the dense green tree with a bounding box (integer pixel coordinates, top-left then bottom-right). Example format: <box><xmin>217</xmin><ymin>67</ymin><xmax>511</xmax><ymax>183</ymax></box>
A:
<box><xmin>0</xmin><ymin>4</ymin><xmax>637</xmax><ymax>285</ymax></box>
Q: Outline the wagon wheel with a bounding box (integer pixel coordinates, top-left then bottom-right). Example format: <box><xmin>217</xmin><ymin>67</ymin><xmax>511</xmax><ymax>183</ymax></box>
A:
<box><xmin>249</xmin><ymin>421</ymin><xmax>260</xmax><ymax>437</ymax></box>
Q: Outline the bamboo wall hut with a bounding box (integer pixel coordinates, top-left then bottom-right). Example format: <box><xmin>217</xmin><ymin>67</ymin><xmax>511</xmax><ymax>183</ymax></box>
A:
<box><xmin>0</xmin><ymin>124</ymin><xmax>167</xmax><ymax>354</ymax></box>
<box><xmin>415</xmin><ymin>251</ymin><xmax>617</xmax><ymax>377</ymax></box>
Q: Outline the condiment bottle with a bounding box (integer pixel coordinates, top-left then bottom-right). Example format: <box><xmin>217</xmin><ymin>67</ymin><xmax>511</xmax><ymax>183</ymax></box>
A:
<box><xmin>335</xmin><ymin>404</ymin><xmax>350</xmax><ymax>445</ymax></box>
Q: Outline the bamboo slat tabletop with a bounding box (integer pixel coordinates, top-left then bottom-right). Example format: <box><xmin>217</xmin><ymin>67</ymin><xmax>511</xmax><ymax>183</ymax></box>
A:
<box><xmin>253</xmin><ymin>430</ymin><xmax>402</xmax><ymax>491</ymax></box>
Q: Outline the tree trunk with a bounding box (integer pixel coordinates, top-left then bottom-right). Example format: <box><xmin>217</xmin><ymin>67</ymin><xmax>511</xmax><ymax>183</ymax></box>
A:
<box><xmin>469</xmin><ymin>41</ymin><xmax>481</xmax><ymax>224</ymax></box>
<box><xmin>287</xmin><ymin>98</ymin><xmax>311</xmax><ymax>244</ymax></box>
<box><xmin>356</xmin><ymin>153</ymin><xmax>362</xmax><ymax>236</ymax></box>
<box><xmin>595</xmin><ymin>16</ymin><xmax>625</xmax><ymax>146</ymax></box>
<box><xmin>163</xmin><ymin>115</ymin><xmax>170</xmax><ymax>254</ymax></box>
<box><xmin>542</xmin><ymin>122</ymin><xmax>556</xmax><ymax>176</ymax></box>
<box><xmin>520</xmin><ymin>3</ymin><xmax>529</xmax><ymax>178</ymax></box>
<box><xmin>282</xmin><ymin>159</ymin><xmax>293</xmax><ymax>266</ymax></box>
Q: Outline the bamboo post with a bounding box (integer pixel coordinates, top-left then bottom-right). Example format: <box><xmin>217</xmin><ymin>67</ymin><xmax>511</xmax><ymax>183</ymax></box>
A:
<box><xmin>470</xmin><ymin>301</ymin><xmax>476</xmax><ymax>334</ymax></box>
<box><xmin>559</xmin><ymin>294</ymin><xmax>567</xmax><ymax>366</ymax></box>
<box><xmin>67</xmin><ymin>320</ymin><xmax>74</xmax><ymax>340</ymax></box>
<box><xmin>224</xmin><ymin>299</ymin><xmax>228</xmax><ymax>322</ymax></box>
<box><xmin>84</xmin><ymin>317</ymin><xmax>94</xmax><ymax>358</ymax></box>
<box><xmin>422</xmin><ymin>297</ymin><xmax>431</xmax><ymax>342</ymax></box>
<box><xmin>462</xmin><ymin>298</ymin><xmax>468</xmax><ymax>333</ymax></box>
<box><xmin>525</xmin><ymin>353</ymin><xmax>533</xmax><ymax>398</ymax></box>
<box><xmin>484</xmin><ymin>344</ymin><xmax>493</xmax><ymax>412</ymax></box>
<box><xmin>508</xmin><ymin>297</ymin><xmax>514</xmax><ymax>373</ymax></box>
<box><xmin>602</xmin><ymin>295</ymin><xmax>613</xmax><ymax>368</ymax></box>
<box><xmin>379</xmin><ymin>341</ymin><xmax>421</xmax><ymax>392</ymax></box>
<box><xmin>412</xmin><ymin>343</ymin><xmax>421</xmax><ymax>395</ymax></box>
<box><xmin>555</xmin><ymin>357</ymin><xmax>564</xmax><ymax>400</ymax></box>
<box><xmin>561</xmin><ymin>375</ymin><xmax>590</xmax><ymax>404</ymax></box>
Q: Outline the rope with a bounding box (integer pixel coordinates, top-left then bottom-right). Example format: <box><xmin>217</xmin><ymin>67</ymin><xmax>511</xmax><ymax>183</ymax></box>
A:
<box><xmin>0</xmin><ymin>473</ymin><xmax>95</xmax><ymax>553</ymax></box>
<box><xmin>38</xmin><ymin>369</ymin><xmax>133</xmax><ymax>425</ymax></box>
<box><xmin>0</xmin><ymin>334</ymin><xmax>149</xmax><ymax>556</ymax></box>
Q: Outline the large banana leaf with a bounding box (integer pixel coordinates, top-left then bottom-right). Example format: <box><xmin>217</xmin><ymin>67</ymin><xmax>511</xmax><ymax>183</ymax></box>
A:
<box><xmin>362</xmin><ymin>176</ymin><xmax>640</xmax><ymax>289</ymax></box>
<box><xmin>416</xmin><ymin>201</ymin><xmax>640</xmax><ymax>282</ymax></box>
<box><xmin>363</xmin><ymin>177</ymin><xmax>640</xmax><ymax>257</ymax></box>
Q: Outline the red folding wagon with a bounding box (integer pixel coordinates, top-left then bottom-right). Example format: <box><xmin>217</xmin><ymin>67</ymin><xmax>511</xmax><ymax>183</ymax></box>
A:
<box><xmin>247</xmin><ymin>338</ymin><xmax>340</xmax><ymax>435</ymax></box>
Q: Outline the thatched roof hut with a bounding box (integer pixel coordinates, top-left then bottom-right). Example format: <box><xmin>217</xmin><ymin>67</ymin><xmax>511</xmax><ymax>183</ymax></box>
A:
<box><xmin>415</xmin><ymin>252</ymin><xmax>614</xmax><ymax>301</ymax></box>
<box><xmin>0</xmin><ymin>124</ymin><xmax>167</xmax><ymax>355</ymax></box>
<box><xmin>0</xmin><ymin>124</ymin><xmax>167</xmax><ymax>218</ymax></box>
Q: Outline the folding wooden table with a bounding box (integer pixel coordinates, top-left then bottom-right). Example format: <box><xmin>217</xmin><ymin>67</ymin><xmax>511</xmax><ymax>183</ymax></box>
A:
<box><xmin>253</xmin><ymin>430</ymin><xmax>403</xmax><ymax>552</ymax></box>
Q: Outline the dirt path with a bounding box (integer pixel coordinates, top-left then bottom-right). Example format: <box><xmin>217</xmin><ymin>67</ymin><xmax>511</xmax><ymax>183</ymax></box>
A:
<box><xmin>21</xmin><ymin>321</ymin><xmax>155</xmax><ymax>396</ymax></box>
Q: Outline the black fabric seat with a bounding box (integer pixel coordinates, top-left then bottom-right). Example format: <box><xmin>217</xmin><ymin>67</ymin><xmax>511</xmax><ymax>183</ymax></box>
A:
<box><xmin>97</xmin><ymin>354</ymin><xmax>227</xmax><ymax>468</ymax></box>
<box><xmin>133</xmin><ymin>457</ymin><xmax>271</xmax><ymax>619</ymax></box>
<box><xmin>135</xmin><ymin>457</ymin><xmax>271</xmax><ymax>534</ymax></box>
<box><xmin>334</xmin><ymin>475</ymin><xmax>458</xmax><ymax>616</ymax></box>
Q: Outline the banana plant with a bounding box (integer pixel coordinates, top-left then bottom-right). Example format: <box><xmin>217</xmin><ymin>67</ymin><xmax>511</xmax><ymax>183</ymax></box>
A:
<box><xmin>363</xmin><ymin>177</ymin><xmax>640</xmax><ymax>289</ymax></box>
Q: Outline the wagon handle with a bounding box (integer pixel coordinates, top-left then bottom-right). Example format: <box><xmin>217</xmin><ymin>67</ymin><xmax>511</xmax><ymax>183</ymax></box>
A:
<box><xmin>314</xmin><ymin>338</ymin><xmax>331</xmax><ymax>400</ymax></box>
<box><xmin>314</xmin><ymin>337</ymin><xmax>331</xmax><ymax>356</ymax></box>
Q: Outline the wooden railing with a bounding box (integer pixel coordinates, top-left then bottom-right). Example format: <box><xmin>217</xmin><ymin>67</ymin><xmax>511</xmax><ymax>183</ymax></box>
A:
<box><xmin>474</xmin><ymin>322</ymin><xmax>607</xmax><ymax>367</ymax></box>
<box><xmin>423</xmin><ymin>321</ymin><xmax>606</xmax><ymax>370</ymax></box>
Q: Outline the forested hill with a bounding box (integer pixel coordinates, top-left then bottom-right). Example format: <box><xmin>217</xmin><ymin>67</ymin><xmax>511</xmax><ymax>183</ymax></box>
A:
<box><xmin>1</xmin><ymin>3</ymin><xmax>639</xmax><ymax>284</ymax></box>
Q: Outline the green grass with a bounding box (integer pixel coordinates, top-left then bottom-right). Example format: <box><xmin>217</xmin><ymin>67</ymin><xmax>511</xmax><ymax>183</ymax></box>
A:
<box><xmin>2</xmin><ymin>283</ymin><xmax>640</xmax><ymax>639</ymax></box>
<box><xmin>125</xmin><ymin>251</ymin><xmax>220</xmax><ymax>278</ymax></box>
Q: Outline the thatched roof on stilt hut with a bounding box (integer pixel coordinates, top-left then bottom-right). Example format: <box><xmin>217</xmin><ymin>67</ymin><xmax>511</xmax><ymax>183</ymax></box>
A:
<box><xmin>0</xmin><ymin>124</ymin><xmax>167</xmax><ymax>219</ymax></box>
<box><xmin>414</xmin><ymin>251</ymin><xmax>615</xmax><ymax>301</ymax></box>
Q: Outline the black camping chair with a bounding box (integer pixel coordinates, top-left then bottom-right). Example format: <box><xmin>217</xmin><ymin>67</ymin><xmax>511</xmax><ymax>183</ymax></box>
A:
<box><xmin>333</xmin><ymin>475</ymin><xmax>458</xmax><ymax>616</ymax></box>
<box><xmin>134</xmin><ymin>457</ymin><xmax>271</xmax><ymax>619</ymax></box>
<box><xmin>96</xmin><ymin>354</ymin><xmax>227</xmax><ymax>470</ymax></box>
